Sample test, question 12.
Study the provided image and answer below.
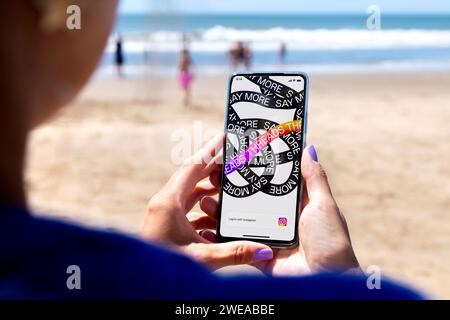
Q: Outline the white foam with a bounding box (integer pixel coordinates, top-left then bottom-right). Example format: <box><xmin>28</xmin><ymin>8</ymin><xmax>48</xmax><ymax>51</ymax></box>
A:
<box><xmin>106</xmin><ymin>26</ymin><xmax>450</xmax><ymax>53</ymax></box>
<box><xmin>95</xmin><ymin>59</ymin><xmax>450</xmax><ymax>78</ymax></box>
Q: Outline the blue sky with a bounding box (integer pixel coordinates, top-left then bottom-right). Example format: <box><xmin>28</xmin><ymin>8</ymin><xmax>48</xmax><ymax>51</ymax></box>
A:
<box><xmin>119</xmin><ymin>0</ymin><xmax>450</xmax><ymax>14</ymax></box>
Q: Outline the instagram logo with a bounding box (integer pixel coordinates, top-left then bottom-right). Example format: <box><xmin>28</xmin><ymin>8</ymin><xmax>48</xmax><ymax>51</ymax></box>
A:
<box><xmin>278</xmin><ymin>217</ymin><xmax>287</xmax><ymax>227</ymax></box>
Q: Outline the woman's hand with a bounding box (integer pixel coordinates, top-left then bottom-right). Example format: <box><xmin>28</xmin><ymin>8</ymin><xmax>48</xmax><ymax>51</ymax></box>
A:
<box><xmin>141</xmin><ymin>133</ymin><xmax>274</xmax><ymax>270</ymax></box>
<box><xmin>254</xmin><ymin>145</ymin><xmax>362</xmax><ymax>275</ymax></box>
<box><xmin>192</xmin><ymin>144</ymin><xmax>361</xmax><ymax>276</ymax></box>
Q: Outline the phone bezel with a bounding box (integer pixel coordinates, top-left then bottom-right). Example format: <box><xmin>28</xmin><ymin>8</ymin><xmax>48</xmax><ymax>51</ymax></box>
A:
<box><xmin>216</xmin><ymin>71</ymin><xmax>309</xmax><ymax>248</ymax></box>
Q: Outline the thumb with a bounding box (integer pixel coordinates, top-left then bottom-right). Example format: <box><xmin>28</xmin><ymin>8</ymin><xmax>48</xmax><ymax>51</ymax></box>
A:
<box><xmin>189</xmin><ymin>241</ymin><xmax>273</xmax><ymax>270</ymax></box>
<box><xmin>168</xmin><ymin>133</ymin><xmax>223</xmax><ymax>198</ymax></box>
<box><xmin>301</xmin><ymin>145</ymin><xmax>335</xmax><ymax>206</ymax></box>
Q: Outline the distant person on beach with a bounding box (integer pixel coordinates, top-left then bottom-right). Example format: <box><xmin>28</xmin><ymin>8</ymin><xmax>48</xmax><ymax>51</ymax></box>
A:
<box><xmin>0</xmin><ymin>0</ymin><xmax>423</xmax><ymax>300</ymax></box>
<box><xmin>279</xmin><ymin>42</ymin><xmax>287</xmax><ymax>65</ymax></box>
<box><xmin>228</xmin><ymin>41</ymin><xmax>241</xmax><ymax>69</ymax></box>
<box><xmin>181</xmin><ymin>32</ymin><xmax>190</xmax><ymax>50</ymax></box>
<box><xmin>114</xmin><ymin>34</ymin><xmax>124</xmax><ymax>77</ymax></box>
<box><xmin>243</xmin><ymin>42</ymin><xmax>252</xmax><ymax>70</ymax></box>
<box><xmin>178</xmin><ymin>49</ymin><xmax>193</xmax><ymax>107</ymax></box>
<box><xmin>229</xmin><ymin>41</ymin><xmax>252</xmax><ymax>70</ymax></box>
<box><xmin>143</xmin><ymin>45</ymin><xmax>150</xmax><ymax>65</ymax></box>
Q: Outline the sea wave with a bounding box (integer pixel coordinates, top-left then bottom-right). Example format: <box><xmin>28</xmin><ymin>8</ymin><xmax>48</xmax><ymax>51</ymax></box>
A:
<box><xmin>107</xmin><ymin>26</ymin><xmax>450</xmax><ymax>52</ymax></box>
<box><xmin>96</xmin><ymin>59</ymin><xmax>450</xmax><ymax>78</ymax></box>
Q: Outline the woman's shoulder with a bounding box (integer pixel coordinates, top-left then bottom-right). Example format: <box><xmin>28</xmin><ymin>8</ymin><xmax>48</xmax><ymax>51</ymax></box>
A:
<box><xmin>0</xmin><ymin>207</ymin><xmax>425</xmax><ymax>300</ymax></box>
<box><xmin>0</xmin><ymin>208</ymin><xmax>215</xmax><ymax>299</ymax></box>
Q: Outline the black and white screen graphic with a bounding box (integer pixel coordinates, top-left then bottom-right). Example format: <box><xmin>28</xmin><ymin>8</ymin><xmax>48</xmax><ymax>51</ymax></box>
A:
<box><xmin>220</xmin><ymin>74</ymin><xmax>306</xmax><ymax>242</ymax></box>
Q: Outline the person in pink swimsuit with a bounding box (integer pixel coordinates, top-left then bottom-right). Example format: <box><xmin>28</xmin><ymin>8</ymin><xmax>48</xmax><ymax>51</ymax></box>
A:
<box><xmin>178</xmin><ymin>49</ymin><xmax>193</xmax><ymax>107</ymax></box>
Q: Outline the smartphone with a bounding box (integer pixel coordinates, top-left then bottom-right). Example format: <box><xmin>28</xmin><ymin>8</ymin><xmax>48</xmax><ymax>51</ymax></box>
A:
<box><xmin>217</xmin><ymin>72</ymin><xmax>308</xmax><ymax>248</ymax></box>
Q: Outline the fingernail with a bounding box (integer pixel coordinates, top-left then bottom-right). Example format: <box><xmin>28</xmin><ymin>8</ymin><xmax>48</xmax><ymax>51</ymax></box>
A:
<box><xmin>308</xmin><ymin>145</ymin><xmax>319</xmax><ymax>162</ymax></box>
<box><xmin>253</xmin><ymin>248</ymin><xmax>273</xmax><ymax>262</ymax></box>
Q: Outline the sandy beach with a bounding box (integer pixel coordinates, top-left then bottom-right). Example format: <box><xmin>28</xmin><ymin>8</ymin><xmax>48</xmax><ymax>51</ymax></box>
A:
<box><xmin>25</xmin><ymin>72</ymin><xmax>450</xmax><ymax>298</ymax></box>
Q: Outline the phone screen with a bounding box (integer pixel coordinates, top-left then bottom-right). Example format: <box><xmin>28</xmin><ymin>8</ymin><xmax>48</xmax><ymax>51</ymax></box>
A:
<box><xmin>218</xmin><ymin>73</ymin><xmax>308</xmax><ymax>245</ymax></box>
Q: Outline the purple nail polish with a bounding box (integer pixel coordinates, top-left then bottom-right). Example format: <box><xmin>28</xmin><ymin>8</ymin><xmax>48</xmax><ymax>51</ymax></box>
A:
<box><xmin>308</xmin><ymin>145</ymin><xmax>319</xmax><ymax>162</ymax></box>
<box><xmin>253</xmin><ymin>248</ymin><xmax>273</xmax><ymax>262</ymax></box>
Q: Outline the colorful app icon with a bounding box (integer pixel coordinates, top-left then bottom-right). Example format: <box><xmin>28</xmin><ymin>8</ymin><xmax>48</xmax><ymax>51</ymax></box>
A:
<box><xmin>278</xmin><ymin>217</ymin><xmax>287</xmax><ymax>227</ymax></box>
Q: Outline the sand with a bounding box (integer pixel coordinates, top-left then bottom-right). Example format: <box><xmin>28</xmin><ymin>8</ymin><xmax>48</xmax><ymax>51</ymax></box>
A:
<box><xmin>25</xmin><ymin>72</ymin><xmax>450</xmax><ymax>298</ymax></box>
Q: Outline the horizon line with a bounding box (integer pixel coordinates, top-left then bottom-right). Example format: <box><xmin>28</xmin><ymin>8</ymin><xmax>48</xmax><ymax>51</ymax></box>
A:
<box><xmin>118</xmin><ymin>12</ymin><xmax>450</xmax><ymax>16</ymax></box>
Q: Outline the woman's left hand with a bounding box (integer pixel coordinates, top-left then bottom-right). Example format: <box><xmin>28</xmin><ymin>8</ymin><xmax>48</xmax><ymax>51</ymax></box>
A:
<box><xmin>141</xmin><ymin>133</ymin><xmax>273</xmax><ymax>270</ymax></box>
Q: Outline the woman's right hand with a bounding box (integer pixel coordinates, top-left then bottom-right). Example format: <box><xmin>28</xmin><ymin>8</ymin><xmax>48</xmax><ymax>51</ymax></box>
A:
<box><xmin>256</xmin><ymin>145</ymin><xmax>362</xmax><ymax>275</ymax></box>
<box><xmin>199</xmin><ymin>145</ymin><xmax>362</xmax><ymax>276</ymax></box>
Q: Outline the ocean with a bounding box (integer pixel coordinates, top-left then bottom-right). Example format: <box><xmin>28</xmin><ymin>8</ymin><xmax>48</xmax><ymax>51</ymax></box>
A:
<box><xmin>98</xmin><ymin>14</ymin><xmax>450</xmax><ymax>76</ymax></box>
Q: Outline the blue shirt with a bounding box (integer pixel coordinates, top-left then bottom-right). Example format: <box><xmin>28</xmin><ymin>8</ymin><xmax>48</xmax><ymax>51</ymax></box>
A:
<box><xmin>0</xmin><ymin>207</ymin><xmax>423</xmax><ymax>299</ymax></box>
